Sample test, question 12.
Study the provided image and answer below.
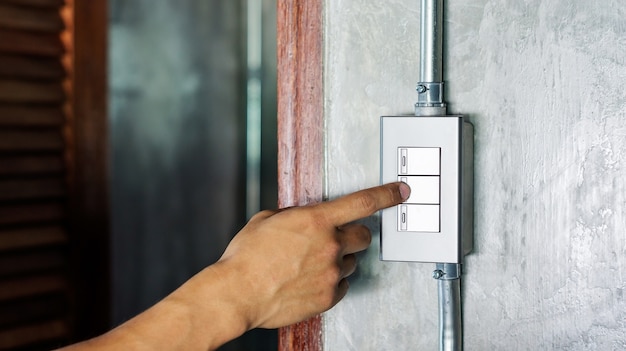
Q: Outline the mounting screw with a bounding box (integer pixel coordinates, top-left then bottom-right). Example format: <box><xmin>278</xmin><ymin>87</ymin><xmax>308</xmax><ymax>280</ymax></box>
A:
<box><xmin>416</xmin><ymin>84</ymin><xmax>428</xmax><ymax>94</ymax></box>
<box><xmin>432</xmin><ymin>270</ymin><xmax>445</xmax><ymax>279</ymax></box>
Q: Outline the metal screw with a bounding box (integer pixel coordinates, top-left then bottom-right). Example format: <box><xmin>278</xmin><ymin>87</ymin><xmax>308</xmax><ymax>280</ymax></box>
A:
<box><xmin>432</xmin><ymin>270</ymin><xmax>445</xmax><ymax>279</ymax></box>
<box><xmin>416</xmin><ymin>84</ymin><xmax>428</xmax><ymax>94</ymax></box>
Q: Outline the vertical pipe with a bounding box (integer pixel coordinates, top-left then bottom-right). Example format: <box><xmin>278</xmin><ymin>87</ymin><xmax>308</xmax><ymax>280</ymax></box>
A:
<box><xmin>436</xmin><ymin>264</ymin><xmax>463</xmax><ymax>351</ymax></box>
<box><xmin>415</xmin><ymin>0</ymin><xmax>446</xmax><ymax>116</ymax></box>
<box><xmin>419</xmin><ymin>0</ymin><xmax>444</xmax><ymax>83</ymax></box>
<box><xmin>418</xmin><ymin>2</ymin><xmax>465</xmax><ymax>350</ymax></box>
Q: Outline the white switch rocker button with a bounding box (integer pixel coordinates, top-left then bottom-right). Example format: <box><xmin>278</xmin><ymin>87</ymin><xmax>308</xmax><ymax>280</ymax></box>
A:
<box><xmin>398</xmin><ymin>204</ymin><xmax>440</xmax><ymax>232</ymax></box>
<box><xmin>399</xmin><ymin>176</ymin><xmax>440</xmax><ymax>204</ymax></box>
<box><xmin>398</xmin><ymin>147</ymin><xmax>440</xmax><ymax>175</ymax></box>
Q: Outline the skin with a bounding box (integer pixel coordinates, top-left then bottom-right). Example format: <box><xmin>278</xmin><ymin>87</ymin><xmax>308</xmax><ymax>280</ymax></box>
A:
<box><xmin>59</xmin><ymin>182</ymin><xmax>410</xmax><ymax>351</ymax></box>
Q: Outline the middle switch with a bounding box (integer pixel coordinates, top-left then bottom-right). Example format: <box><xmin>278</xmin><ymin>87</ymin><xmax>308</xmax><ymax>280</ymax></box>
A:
<box><xmin>399</xmin><ymin>176</ymin><xmax>440</xmax><ymax>204</ymax></box>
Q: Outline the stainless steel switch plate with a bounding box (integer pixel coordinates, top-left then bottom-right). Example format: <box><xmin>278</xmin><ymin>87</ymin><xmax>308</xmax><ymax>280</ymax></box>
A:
<box><xmin>380</xmin><ymin>115</ymin><xmax>473</xmax><ymax>263</ymax></box>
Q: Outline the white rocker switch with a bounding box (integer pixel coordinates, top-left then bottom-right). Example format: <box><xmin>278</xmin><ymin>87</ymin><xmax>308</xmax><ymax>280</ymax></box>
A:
<box><xmin>398</xmin><ymin>204</ymin><xmax>440</xmax><ymax>232</ymax></box>
<box><xmin>398</xmin><ymin>175</ymin><xmax>440</xmax><ymax>204</ymax></box>
<box><xmin>398</xmin><ymin>147</ymin><xmax>440</xmax><ymax>175</ymax></box>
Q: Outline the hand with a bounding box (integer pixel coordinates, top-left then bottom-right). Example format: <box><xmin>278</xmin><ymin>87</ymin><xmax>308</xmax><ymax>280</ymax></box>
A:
<box><xmin>214</xmin><ymin>181</ymin><xmax>411</xmax><ymax>329</ymax></box>
<box><xmin>56</xmin><ymin>182</ymin><xmax>410</xmax><ymax>351</ymax></box>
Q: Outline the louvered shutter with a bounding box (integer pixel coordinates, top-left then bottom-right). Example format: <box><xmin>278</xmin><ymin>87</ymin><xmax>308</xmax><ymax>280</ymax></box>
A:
<box><xmin>0</xmin><ymin>0</ymin><xmax>77</xmax><ymax>349</ymax></box>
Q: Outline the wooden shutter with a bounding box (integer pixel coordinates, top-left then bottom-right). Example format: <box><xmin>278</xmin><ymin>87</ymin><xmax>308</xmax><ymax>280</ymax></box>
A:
<box><xmin>0</xmin><ymin>0</ymin><xmax>109</xmax><ymax>349</ymax></box>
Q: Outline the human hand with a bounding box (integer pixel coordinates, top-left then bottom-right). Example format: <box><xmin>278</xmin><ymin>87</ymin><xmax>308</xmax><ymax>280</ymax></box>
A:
<box><xmin>54</xmin><ymin>182</ymin><xmax>410</xmax><ymax>351</ymax></box>
<box><xmin>215</xmin><ymin>181</ymin><xmax>410</xmax><ymax>330</ymax></box>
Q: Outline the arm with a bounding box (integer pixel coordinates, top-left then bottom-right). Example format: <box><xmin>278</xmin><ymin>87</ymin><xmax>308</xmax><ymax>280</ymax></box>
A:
<box><xmin>59</xmin><ymin>182</ymin><xmax>410</xmax><ymax>351</ymax></box>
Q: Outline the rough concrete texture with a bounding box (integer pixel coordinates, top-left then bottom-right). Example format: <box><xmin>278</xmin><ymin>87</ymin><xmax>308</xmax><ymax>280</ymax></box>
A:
<box><xmin>323</xmin><ymin>0</ymin><xmax>626</xmax><ymax>349</ymax></box>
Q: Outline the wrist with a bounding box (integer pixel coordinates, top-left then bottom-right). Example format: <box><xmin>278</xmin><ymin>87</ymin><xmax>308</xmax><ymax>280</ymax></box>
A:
<box><xmin>169</xmin><ymin>262</ymin><xmax>253</xmax><ymax>349</ymax></box>
<box><xmin>90</xmin><ymin>263</ymin><xmax>254</xmax><ymax>351</ymax></box>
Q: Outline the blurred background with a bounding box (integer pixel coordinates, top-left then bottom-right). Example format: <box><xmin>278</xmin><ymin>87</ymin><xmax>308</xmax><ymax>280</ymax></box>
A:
<box><xmin>109</xmin><ymin>0</ymin><xmax>278</xmax><ymax>349</ymax></box>
<box><xmin>0</xmin><ymin>0</ymin><xmax>278</xmax><ymax>350</ymax></box>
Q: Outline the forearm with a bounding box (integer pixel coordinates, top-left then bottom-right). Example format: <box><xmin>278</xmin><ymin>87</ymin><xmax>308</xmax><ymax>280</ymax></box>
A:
<box><xmin>60</xmin><ymin>264</ymin><xmax>250</xmax><ymax>351</ymax></box>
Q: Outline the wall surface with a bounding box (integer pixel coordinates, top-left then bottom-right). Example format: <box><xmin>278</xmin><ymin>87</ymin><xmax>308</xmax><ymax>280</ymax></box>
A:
<box><xmin>323</xmin><ymin>0</ymin><xmax>626</xmax><ymax>349</ymax></box>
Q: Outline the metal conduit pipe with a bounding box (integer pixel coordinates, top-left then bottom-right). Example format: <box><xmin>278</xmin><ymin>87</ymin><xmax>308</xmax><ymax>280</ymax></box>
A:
<box><xmin>414</xmin><ymin>1</ymin><xmax>465</xmax><ymax>350</ymax></box>
<box><xmin>434</xmin><ymin>263</ymin><xmax>463</xmax><ymax>351</ymax></box>
<box><xmin>415</xmin><ymin>0</ymin><xmax>446</xmax><ymax>116</ymax></box>
<box><xmin>419</xmin><ymin>0</ymin><xmax>444</xmax><ymax>83</ymax></box>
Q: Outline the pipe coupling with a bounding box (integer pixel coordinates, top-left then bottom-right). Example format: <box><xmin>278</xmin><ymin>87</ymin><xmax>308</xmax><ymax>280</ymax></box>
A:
<box><xmin>416</xmin><ymin>82</ymin><xmax>445</xmax><ymax>108</ymax></box>
<box><xmin>433</xmin><ymin>263</ymin><xmax>461</xmax><ymax>280</ymax></box>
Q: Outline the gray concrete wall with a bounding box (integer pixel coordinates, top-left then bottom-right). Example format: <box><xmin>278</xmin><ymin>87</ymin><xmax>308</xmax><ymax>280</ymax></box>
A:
<box><xmin>323</xmin><ymin>0</ymin><xmax>626</xmax><ymax>349</ymax></box>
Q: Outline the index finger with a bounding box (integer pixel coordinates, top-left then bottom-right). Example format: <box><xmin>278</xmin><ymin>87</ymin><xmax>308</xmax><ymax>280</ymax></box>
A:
<box><xmin>317</xmin><ymin>182</ymin><xmax>410</xmax><ymax>226</ymax></box>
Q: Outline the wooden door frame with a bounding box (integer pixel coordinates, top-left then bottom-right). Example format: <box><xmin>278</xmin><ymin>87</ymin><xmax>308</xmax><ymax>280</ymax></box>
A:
<box><xmin>276</xmin><ymin>0</ymin><xmax>324</xmax><ymax>350</ymax></box>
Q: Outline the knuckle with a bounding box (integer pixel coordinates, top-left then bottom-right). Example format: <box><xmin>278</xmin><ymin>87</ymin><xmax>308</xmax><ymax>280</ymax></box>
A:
<box><xmin>325</xmin><ymin>237</ymin><xmax>343</xmax><ymax>256</ymax></box>
<box><xmin>361</xmin><ymin>226</ymin><xmax>373</xmax><ymax>244</ymax></box>
<box><xmin>317</xmin><ymin>262</ymin><xmax>341</xmax><ymax>286</ymax></box>
<box><xmin>318</xmin><ymin>279</ymin><xmax>339</xmax><ymax>307</ymax></box>
<box><xmin>384</xmin><ymin>184</ymin><xmax>401</xmax><ymax>205</ymax></box>
<box><xmin>354</xmin><ymin>224</ymin><xmax>372</xmax><ymax>241</ymax></box>
<box><xmin>249</xmin><ymin>209</ymin><xmax>277</xmax><ymax>222</ymax></box>
<box><xmin>355</xmin><ymin>193</ymin><xmax>378</xmax><ymax>216</ymax></box>
<box><xmin>327</xmin><ymin>263</ymin><xmax>342</xmax><ymax>282</ymax></box>
<box><xmin>343</xmin><ymin>223</ymin><xmax>372</xmax><ymax>249</ymax></box>
<box><xmin>298</xmin><ymin>206</ymin><xmax>328</xmax><ymax>228</ymax></box>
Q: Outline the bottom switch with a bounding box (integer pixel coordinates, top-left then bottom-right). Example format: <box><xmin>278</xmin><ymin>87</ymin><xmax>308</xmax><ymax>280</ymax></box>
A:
<box><xmin>398</xmin><ymin>204</ymin><xmax>440</xmax><ymax>232</ymax></box>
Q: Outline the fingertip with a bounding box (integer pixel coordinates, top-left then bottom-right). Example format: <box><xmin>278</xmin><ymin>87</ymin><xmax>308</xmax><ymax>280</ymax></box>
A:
<box><xmin>321</xmin><ymin>182</ymin><xmax>411</xmax><ymax>225</ymax></box>
<box><xmin>341</xmin><ymin>278</ymin><xmax>349</xmax><ymax>290</ymax></box>
<box><xmin>364</xmin><ymin>228</ymin><xmax>372</xmax><ymax>245</ymax></box>
<box><xmin>398</xmin><ymin>182</ymin><xmax>411</xmax><ymax>201</ymax></box>
<box><xmin>337</xmin><ymin>278</ymin><xmax>349</xmax><ymax>301</ymax></box>
<box><xmin>342</xmin><ymin>253</ymin><xmax>358</xmax><ymax>278</ymax></box>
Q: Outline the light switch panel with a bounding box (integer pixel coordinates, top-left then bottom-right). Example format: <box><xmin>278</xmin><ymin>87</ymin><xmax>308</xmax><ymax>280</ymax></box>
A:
<box><xmin>380</xmin><ymin>116</ymin><xmax>473</xmax><ymax>263</ymax></box>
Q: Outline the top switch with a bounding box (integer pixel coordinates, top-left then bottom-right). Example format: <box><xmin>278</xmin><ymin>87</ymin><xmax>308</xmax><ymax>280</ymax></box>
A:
<box><xmin>398</xmin><ymin>147</ymin><xmax>440</xmax><ymax>175</ymax></box>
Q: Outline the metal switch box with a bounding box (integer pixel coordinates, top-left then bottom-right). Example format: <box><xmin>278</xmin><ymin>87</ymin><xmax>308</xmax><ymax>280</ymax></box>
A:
<box><xmin>380</xmin><ymin>116</ymin><xmax>473</xmax><ymax>263</ymax></box>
